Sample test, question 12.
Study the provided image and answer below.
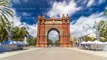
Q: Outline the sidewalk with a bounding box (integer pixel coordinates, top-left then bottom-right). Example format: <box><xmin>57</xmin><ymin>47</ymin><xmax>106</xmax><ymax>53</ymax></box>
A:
<box><xmin>68</xmin><ymin>47</ymin><xmax>107</xmax><ymax>58</ymax></box>
<box><xmin>0</xmin><ymin>47</ymin><xmax>40</xmax><ymax>59</ymax></box>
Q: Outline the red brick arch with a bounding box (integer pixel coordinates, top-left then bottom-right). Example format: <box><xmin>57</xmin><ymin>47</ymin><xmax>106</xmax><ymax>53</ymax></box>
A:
<box><xmin>36</xmin><ymin>15</ymin><xmax>71</xmax><ymax>47</ymax></box>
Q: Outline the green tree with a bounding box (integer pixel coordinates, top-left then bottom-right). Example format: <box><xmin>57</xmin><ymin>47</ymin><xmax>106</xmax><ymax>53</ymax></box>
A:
<box><xmin>72</xmin><ymin>37</ymin><xmax>78</xmax><ymax>44</ymax></box>
<box><xmin>28</xmin><ymin>37</ymin><xmax>36</xmax><ymax>46</ymax></box>
<box><xmin>47</xmin><ymin>39</ymin><xmax>53</xmax><ymax>46</ymax></box>
<box><xmin>83</xmin><ymin>36</ymin><xmax>95</xmax><ymax>42</ymax></box>
<box><xmin>12</xmin><ymin>27</ymin><xmax>29</xmax><ymax>41</ymax></box>
<box><xmin>54</xmin><ymin>40</ymin><xmax>59</xmax><ymax>47</ymax></box>
<box><xmin>0</xmin><ymin>0</ymin><xmax>14</xmax><ymax>42</ymax></box>
<box><xmin>97</xmin><ymin>20</ymin><xmax>107</xmax><ymax>42</ymax></box>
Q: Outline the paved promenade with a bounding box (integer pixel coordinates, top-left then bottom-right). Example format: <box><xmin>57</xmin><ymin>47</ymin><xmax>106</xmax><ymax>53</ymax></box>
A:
<box><xmin>0</xmin><ymin>47</ymin><xmax>107</xmax><ymax>60</ymax></box>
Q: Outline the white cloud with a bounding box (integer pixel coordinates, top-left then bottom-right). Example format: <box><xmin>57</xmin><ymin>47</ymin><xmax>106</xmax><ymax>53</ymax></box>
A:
<box><xmin>13</xmin><ymin>16</ymin><xmax>22</xmax><ymax>26</ymax></box>
<box><xmin>105</xmin><ymin>6</ymin><xmax>107</xmax><ymax>10</ymax></box>
<box><xmin>70</xmin><ymin>12</ymin><xmax>107</xmax><ymax>37</ymax></box>
<box><xmin>98</xmin><ymin>0</ymin><xmax>105</xmax><ymax>4</ymax></box>
<box><xmin>87</xmin><ymin>0</ymin><xmax>105</xmax><ymax>7</ymax></box>
<box><xmin>87</xmin><ymin>0</ymin><xmax>95</xmax><ymax>7</ymax></box>
<box><xmin>47</xmin><ymin>0</ymin><xmax>105</xmax><ymax>18</ymax></box>
<box><xmin>12</xmin><ymin>0</ymin><xmax>21</xmax><ymax>4</ymax></box>
<box><xmin>22</xmin><ymin>12</ymin><xmax>31</xmax><ymax>16</ymax></box>
<box><xmin>48</xmin><ymin>30</ymin><xmax>59</xmax><ymax>42</ymax></box>
<box><xmin>23</xmin><ymin>23</ymin><xmax>37</xmax><ymax>38</ymax></box>
<box><xmin>47</xmin><ymin>0</ymin><xmax>81</xmax><ymax>17</ymax></box>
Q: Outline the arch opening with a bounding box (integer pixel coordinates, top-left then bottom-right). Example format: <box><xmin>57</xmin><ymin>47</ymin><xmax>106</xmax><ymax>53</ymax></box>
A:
<box><xmin>47</xmin><ymin>28</ymin><xmax>60</xmax><ymax>47</ymax></box>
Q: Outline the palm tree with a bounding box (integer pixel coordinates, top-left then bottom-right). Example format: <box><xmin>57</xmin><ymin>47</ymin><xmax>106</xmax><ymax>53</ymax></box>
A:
<box><xmin>0</xmin><ymin>0</ymin><xmax>14</xmax><ymax>24</ymax></box>
<box><xmin>0</xmin><ymin>0</ymin><xmax>14</xmax><ymax>42</ymax></box>
<box><xmin>12</xmin><ymin>27</ymin><xmax>29</xmax><ymax>41</ymax></box>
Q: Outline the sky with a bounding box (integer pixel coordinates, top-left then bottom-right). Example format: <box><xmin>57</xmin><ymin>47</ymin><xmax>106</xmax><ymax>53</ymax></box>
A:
<box><xmin>10</xmin><ymin>0</ymin><xmax>107</xmax><ymax>40</ymax></box>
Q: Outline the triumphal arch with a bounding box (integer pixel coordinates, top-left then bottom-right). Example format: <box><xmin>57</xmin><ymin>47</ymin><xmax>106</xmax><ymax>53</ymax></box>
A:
<box><xmin>36</xmin><ymin>15</ymin><xmax>71</xmax><ymax>47</ymax></box>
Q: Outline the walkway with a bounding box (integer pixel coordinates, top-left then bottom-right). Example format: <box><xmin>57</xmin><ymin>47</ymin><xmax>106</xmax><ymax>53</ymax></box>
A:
<box><xmin>0</xmin><ymin>47</ymin><xmax>106</xmax><ymax>60</ymax></box>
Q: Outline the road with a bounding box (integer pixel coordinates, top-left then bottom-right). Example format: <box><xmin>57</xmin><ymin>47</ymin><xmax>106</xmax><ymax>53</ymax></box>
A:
<box><xmin>0</xmin><ymin>48</ymin><xmax>106</xmax><ymax>60</ymax></box>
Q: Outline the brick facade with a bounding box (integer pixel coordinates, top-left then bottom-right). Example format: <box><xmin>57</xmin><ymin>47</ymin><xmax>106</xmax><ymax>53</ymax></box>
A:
<box><xmin>36</xmin><ymin>14</ymin><xmax>71</xmax><ymax>47</ymax></box>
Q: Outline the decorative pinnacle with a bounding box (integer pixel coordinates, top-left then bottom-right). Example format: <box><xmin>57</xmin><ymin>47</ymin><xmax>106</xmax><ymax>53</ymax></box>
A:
<box><xmin>38</xmin><ymin>16</ymin><xmax>41</xmax><ymax>20</ymax></box>
<box><xmin>62</xmin><ymin>14</ymin><xmax>65</xmax><ymax>18</ymax></box>
<box><xmin>42</xmin><ymin>16</ymin><xmax>45</xmax><ymax>20</ymax></box>
<box><xmin>66</xmin><ymin>14</ymin><xmax>70</xmax><ymax>19</ymax></box>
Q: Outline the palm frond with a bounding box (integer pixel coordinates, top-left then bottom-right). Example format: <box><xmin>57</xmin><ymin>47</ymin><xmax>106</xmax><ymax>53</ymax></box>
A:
<box><xmin>0</xmin><ymin>0</ymin><xmax>10</xmax><ymax>7</ymax></box>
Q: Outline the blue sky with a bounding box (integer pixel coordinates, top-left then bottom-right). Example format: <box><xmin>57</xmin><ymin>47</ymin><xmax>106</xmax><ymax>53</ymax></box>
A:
<box><xmin>10</xmin><ymin>0</ymin><xmax>107</xmax><ymax>38</ymax></box>
<box><xmin>10</xmin><ymin>0</ymin><xmax>107</xmax><ymax>24</ymax></box>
